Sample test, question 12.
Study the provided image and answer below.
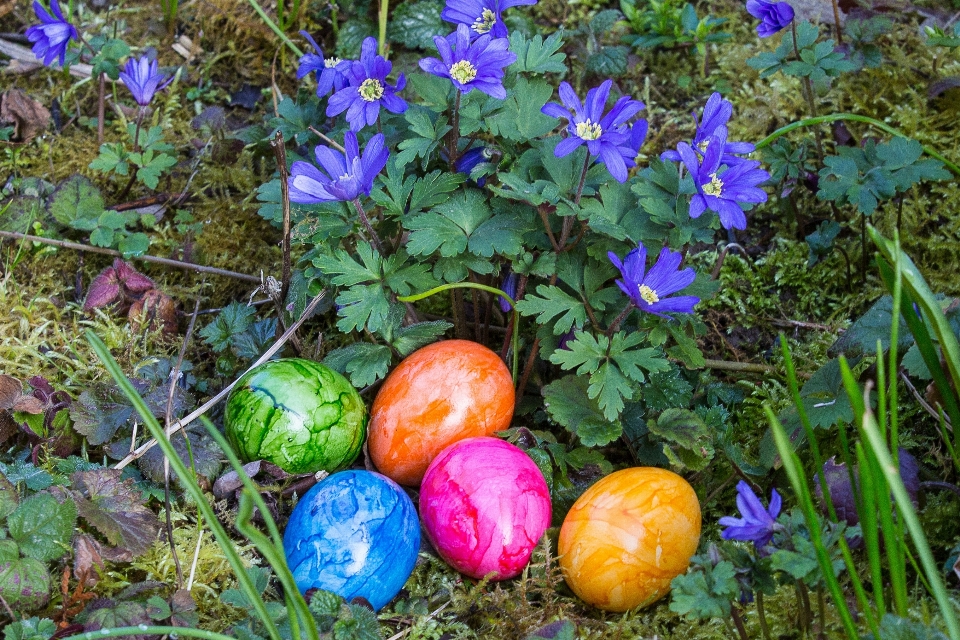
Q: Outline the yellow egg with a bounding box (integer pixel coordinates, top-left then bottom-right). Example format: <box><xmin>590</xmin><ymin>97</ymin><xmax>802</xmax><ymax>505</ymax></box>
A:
<box><xmin>558</xmin><ymin>467</ymin><xmax>701</xmax><ymax>612</ymax></box>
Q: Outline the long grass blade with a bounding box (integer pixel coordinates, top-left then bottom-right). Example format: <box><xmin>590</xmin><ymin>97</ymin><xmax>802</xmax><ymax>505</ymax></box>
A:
<box><xmin>86</xmin><ymin>330</ymin><xmax>284</xmax><ymax>640</ymax></box>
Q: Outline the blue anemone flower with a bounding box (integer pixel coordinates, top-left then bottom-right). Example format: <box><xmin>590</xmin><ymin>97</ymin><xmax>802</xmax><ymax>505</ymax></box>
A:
<box><xmin>119</xmin><ymin>55</ymin><xmax>172</xmax><ymax>107</ymax></box>
<box><xmin>541</xmin><ymin>80</ymin><xmax>647</xmax><ymax>183</ymax></box>
<box><xmin>297</xmin><ymin>31</ymin><xmax>351</xmax><ymax>98</ymax></box>
<box><xmin>26</xmin><ymin>0</ymin><xmax>78</xmax><ymax>67</ymax></box>
<box><xmin>441</xmin><ymin>0</ymin><xmax>536</xmax><ymax>40</ymax></box>
<box><xmin>498</xmin><ymin>270</ymin><xmax>517</xmax><ymax>313</ymax></box>
<box><xmin>608</xmin><ymin>243</ymin><xmax>699</xmax><ymax>317</ymax></box>
<box><xmin>288</xmin><ymin>131</ymin><xmax>389</xmax><ymax>203</ymax></box>
<box><xmin>719</xmin><ymin>481</ymin><xmax>782</xmax><ymax>548</ymax></box>
<box><xmin>746</xmin><ymin>0</ymin><xmax>795</xmax><ymax>37</ymax></box>
<box><xmin>661</xmin><ymin>92</ymin><xmax>755</xmax><ymax>164</ymax></box>
<box><xmin>678</xmin><ymin>129</ymin><xmax>770</xmax><ymax>230</ymax></box>
<box><xmin>327</xmin><ymin>37</ymin><xmax>407</xmax><ymax>131</ymax></box>
<box><xmin>419</xmin><ymin>24</ymin><xmax>516</xmax><ymax>99</ymax></box>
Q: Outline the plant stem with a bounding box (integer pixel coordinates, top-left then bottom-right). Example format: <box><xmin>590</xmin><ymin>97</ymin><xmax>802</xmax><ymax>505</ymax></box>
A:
<box><xmin>756</xmin><ymin>591</ymin><xmax>772</xmax><ymax>640</ymax></box>
<box><xmin>271</xmin><ymin>131</ymin><xmax>293</xmax><ymax>304</ymax></box>
<box><xmin>605</xmin><ymin>303</ymin><xmax>634</xmax><ymax>337</ymax></box>
<box><xmin>61</xmin><ymin>627</ymin><xmax>240</xmax><ymax>640</ymax></box>
<box><xmin>97</xmin><ymin>72</ymin><xmax>105</xmax><ymax>145</ymax></box>
<box><xmin>352</xmin><ymin>198</ymin><xmax>386</xmax><ymax>255</ymax></box>
<box><xmin>0</xmin><ymin>230</ymin><xmax>261</xmax><ymax>282</ymax></box>
<box><xmin>450</xmin><ymin>90</ymin><xmax>462</xmax><ymax>163</ymax></box>
<box><xmin>754</xmin><ymin>114</ymin><xmax>960</xmax><ymax>176</ymax></box>
<box><xmin>830</xmin><ymin>0</ymin><xmax>843</xmax><ymax>44</ymax></box>
<box><xmin>730</xmin><ymin>605</ymin><xmax>750</xmax><ymax>640</ymax></box>
<box><xmin>791</xmin><ymin>21</ymin><xmax>824</xmax><ymax>161</ymax></box>
<box><xmin>378</xmin><ymin>0</ymin><xmax>389</xmax><ymax>56</ymax></box>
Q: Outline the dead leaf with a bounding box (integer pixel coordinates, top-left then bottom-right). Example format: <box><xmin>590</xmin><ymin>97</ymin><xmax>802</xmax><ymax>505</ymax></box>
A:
<box><xmin>0</xmin><ymin>89</ymin><xmax>51</xmax><ymax>142</ymax></box>
<box><xmin>74</xmin><ymin>534</ymin><xmax>106</xmax><ymax>586</ymax></box>
<box><xmin>0</xmin><ymin>374</ymin><xmax>44</xmax><ymax>414</ymax></box>
<box><xmin>71</xmin><ymin>468</ymin><xmax>161</xmax><ymax>557</ymax></box>
<box><xmin>128</xmin><ymin>289</ymin><xmax>177</xmax><ymax>337</ymax></box>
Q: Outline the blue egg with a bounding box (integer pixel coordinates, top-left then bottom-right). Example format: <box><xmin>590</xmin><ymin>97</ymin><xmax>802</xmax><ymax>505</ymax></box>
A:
<box><xmin>283</xmin><ymin>470</ymin><xmax>420</xmax><ymax>611</ymax></box>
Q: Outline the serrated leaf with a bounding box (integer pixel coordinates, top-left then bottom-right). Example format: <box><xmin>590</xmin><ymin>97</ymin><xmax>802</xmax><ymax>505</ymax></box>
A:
<box><xmin>508</xmin><ymin>31</ymin><xmax>567</xmax><ymax>74</ymax></box>
<box><xmin>486</xmin><ymin>77</ymin><xmax>556</xmax><ymax>142</ymax></box>
<box><xmin>669</xmin><ymin>561</ymin><xmax>738</xmax><ymax>620</ymax></box>
<box><xmin>828</xmin><ymin>295</ymin><xmax>912</xmax><ymax>358</ymax></box>
<box><xmin>648</xmin><ymin>408</ymin><xmax>715</xmax><ymax>471</ymax></box>
<box><xmin>335</xmin><ymin>283</ymin><xmax>393</xmax><ymax>334</ymax></box>
<box><xmin>69</xmin><ymin>384</ymin><xmax>135</xmax><ymax>446</ymax></box>
<box><xmin>0</xmin><ymin>556</ymin><xmax>50</xmax><ymax>611</ymax></box>
<box><xmin>392</xmin><ymin>321</ymin><xmax>453</xmax><ymax>356</ymax></box>
<box><xmin>408</xmin><ymin>171</ymin><xmax>465</xmax><ymax>215</ymax></box>
<box><xmin>138</xmin><ymin>428</ymin><xmax>223</xmax><ymax>486</ymax></box>
<box><xmin>0</xmin><ymin>460</ymin><xmax>52</xmax><ymax>491</ymax></box>
<box><xmin>70</xmin><ymin>468</ymin><xmax>161</xmax><ymax>556</ymax></box>
<box><xmin>796</xmin><ymin>358</ymin><xmax>854</xmax><ymax>428</ymax></box>
<box><xmin>48</xmin><ymin>175</ymin><xmax>105</xmax><ymax>226</ymax></box>
<box><xmin>324</xmin><ymin>342</ymin><xmax>392</xmax><ymax>388</ymax></box>
<box><xmin>516</xmin><ymin>284</ymin><xmax>586</xmax><ymax>334</ymax></box>
<box><xmin>3</xmin><ymin>616</ymin><xmax>57</xmax><ymax>640</ymax></box>
<box><xmin>864</xmin><ymin>614</ymin><xmax>951</xmax><ymax>640</ymax></box>
<box><xmin>8</xmin><ymin>493</ymin><xmax>77</xmax><ymax>561</ymax></box>
<box><xmin>334</xmin><ymin>603</ymin><xmax>382</xmax><ymax>640</ymax></box>
<box><xmin>82</xmin><ymin>601</ymin><xmax>151</xmax><ymax>639</ymax></box>
<box><xmin>405</xmin><ymin>189</ymin><xmax>491</xmax><ymax>257</ymax></box>
<box><xmin>198</xmin><ymin>302</ymin><xmax>256</xmax><ymax>353</ymax></box>
<box><xmin>586</xmin><ymin>46</ymin><xmax>628</xmax><ymax>76</ymax></box>
<box><xmin>387</xmin><ymin>0</ymin><xmax>445</xmax><ymax>49</ymax></box>
<box><xmin>642</xmin><ymin>367</ymin><xmax>694</xmax><ymax>412</ymax></box>
<box><xmin>542</xmin><ymin>375</ymin><xmax>621</xmax><ymax>446</ymax></box>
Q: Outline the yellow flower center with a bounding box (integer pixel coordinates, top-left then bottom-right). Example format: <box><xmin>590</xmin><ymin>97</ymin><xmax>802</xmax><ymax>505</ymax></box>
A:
<box><xmin>359</xmin><ymin>78</ymin><xmax>384</xmax><ymax>102</ymax></box>
<box><xmin>638</xmin><ymin>284</ymin><xmax>659</xmax><ymax>305</ymax></box>
<box><xmin>472</xmin><ymin>8</ymin><xmax>496</xmax><ymax>34</ymax></box>
<box><xmin>697</xmin><ymin>140</ymin><xmax>709</xmax><ymax>153</ymax></box>
<box><xmin>575</xmin><ymin>119</ymin><xmax>602</xmax><ymax>141</ymax></box>
<box><xmin>324</xmin><ymin>57</ymin><xmax>341</xmax><ymax>68</ymax></box>
<box><xmin>703</xmin><ymin>172</ymin><xmax>723</xmax><ymax>197</ymax></box>
<box><xmin>449</xmin><ymin>60</ymin><xmax>478</xmax><ymax>84</ymax></box>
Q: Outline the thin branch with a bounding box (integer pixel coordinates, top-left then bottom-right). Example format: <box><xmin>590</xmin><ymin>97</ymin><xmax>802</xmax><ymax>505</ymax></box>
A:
<box><xmin>0</xmin><ymin>231</ymin><xmax>261</xmax><ymax>283</ymax></box>
<box><xmin>114</xmin><ymin>291</ymin><xmax>328</xmax><ymax>469</ymax></box>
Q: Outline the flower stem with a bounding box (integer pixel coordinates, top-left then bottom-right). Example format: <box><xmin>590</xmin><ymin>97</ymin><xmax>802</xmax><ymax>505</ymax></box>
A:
<box><xmin>573</xmin><ymin>151</ymin><xmax>591</xmax><ymax>207</ymax></box>
<box><xmin>378</xmin><ymin>0</ymin><xmax>389</xmax><ymax>57</ymax></box>
<box><xmin>791</xmin><ymin>21</ymin><xmax>824</xmax><ymax>161</ymax></box>
<box><xmin>97</xmin><ymin>72</ymin><xmax>105</xmax><ymax>145</ymax></box>
<box><xmin>352</xmin><ymin>198</ymin><xmax>385</xmax><ymax>255</ymax></box>
<box><xmin>450</xmin><ymin>90</ymin><xmax>462</xmax><ymax>165</ymax></box>
<box><xmin>730</xmin><ymin>605</ymin><xmax>750</xmax><ymax>640</ymax></box>
<box><xmin>754</xmin><ymin>113</ymin><xmax>960</xmax><ymax>176</ymax></box>
<box><xmin>756</xmin><ymin>591</ymin><xmax>772</xmax><ymax>640</ymax></box>
<box><xmin>398</xmin><ymin>282</ymin><xmax>519</xmax><ymax>382</ymax></box>
<box><xmin>605</xmin><ymin>303</ymin><xmax>634</xmax><ymax>337</ymax></box>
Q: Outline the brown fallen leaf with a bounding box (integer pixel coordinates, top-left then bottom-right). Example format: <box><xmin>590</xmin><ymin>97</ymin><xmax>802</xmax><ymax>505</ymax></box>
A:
<box><xmin>0</xmin><ymin>89</ymin><xmax>51</xmax><ymax>142</ymax></box>
<box><xmin>128</xmin><ymin>289</ymin><xmax>178</xmax><ymax>337</ymax></box>
<box><xmin>0</xmin><ymin>374</ymin><xmax>45</xmax><ymax>414</ymax></box>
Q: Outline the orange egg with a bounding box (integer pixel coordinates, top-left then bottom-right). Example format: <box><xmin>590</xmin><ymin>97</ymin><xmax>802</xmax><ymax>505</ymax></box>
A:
<box><xmin>368</xmin><ymin>339</ymin><xmax>515</xmax><ymax>486</ymax></box>
<box><xmin>558</xmin><ymin>467</ymin><xmax>701</xmax><ymax>612</ymax></box>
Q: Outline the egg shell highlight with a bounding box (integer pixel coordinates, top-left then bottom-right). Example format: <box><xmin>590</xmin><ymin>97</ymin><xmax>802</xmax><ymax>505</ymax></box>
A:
<box><xmin>282</xmin><ymin>470</ymin><xmax>420</xmax><ymax>611</ymax></box>
<box><xmin>368</xmin><ymin>339</ymin><xmax>515</xmax><ymax>486</ymax></box>
<box><xmin>419</xmin><ymin>437</ymin><xmax>552</xmax><ymax>580</ymax></box>
<box><xmin>224</xmin><ymin>358</ymin><xmax>366</xmax><ymax>475</ymax></box>
<box><xmin>558</xmin><ymin>467</ymin><xmax>701</xmax><ymax>612</ymax></box>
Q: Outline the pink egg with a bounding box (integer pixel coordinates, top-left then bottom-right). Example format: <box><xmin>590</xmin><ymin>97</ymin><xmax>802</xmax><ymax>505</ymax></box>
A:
<box><xmin>419</xmin><ymin>437</ymin><xmax>552</xmax><ymax>580</ymax></box>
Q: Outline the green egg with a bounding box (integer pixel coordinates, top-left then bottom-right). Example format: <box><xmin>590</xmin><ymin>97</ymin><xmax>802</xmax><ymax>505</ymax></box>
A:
<box><xmin>224</xmin><ymin>359</ymin><xmax>367</xmax><ymax>474</ymax></box>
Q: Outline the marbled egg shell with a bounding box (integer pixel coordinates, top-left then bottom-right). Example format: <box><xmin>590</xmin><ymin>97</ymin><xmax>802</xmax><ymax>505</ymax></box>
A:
<box><xmin>558</xmin><ymin>467</ymin><xmax>701</xmax><ymax>612</ymax></box>
<box><xmin>224</xmin><ymin>358</ymin><xmax>366</xmax><ymax>475</ymax></box>
<box><xmin>368</xmin><ymin>340</ymin><xmax>514</xmax><ymax>486</ymax></box>
<box><xmin>283</xmin><ymin>470</ymin><xmax>420</xmax><ymax>611</ymax></box>
<box><xmin>420</xmin><ymin>437</ymin><xmax>551</xmax><ymax>580</ymax></box>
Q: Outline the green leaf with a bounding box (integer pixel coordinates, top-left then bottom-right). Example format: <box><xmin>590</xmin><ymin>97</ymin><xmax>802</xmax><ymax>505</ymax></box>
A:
<box><xmin>405</xmin><ymin>189</ymin><xmax>491</xmax><ymax>257</ymax></box>
<box><xmin>387</xmin><ymin>0</ymin><xmax>445</xmax><ymax>49</ymax></box>
<box><xmin>135</xmin><ymin>149</ymin><xmax>177</xmax><ymax>190</ymax></box>
<box><xmin>828</xmin><ymin>295</ymin><xmax>911</xmax><ymax>358</ymax></box>
<box><xmin>525</xmin><ymin>620</ymin><xmax>576</xmax><ymax>640</ymax></box>
<box><xmin>542</xmin><ymin>375</ymin><xmax>621</xmax><ymax>447</ymax></box>
<box><xmin>3</xmin><ymin>616</ymin><xmax>57</xmax><ymax>640</ymax></box>
<box><xmin>864</xmin><ymin>614</ymin><xmax>951</xmax><ymax>640</ymax></box>
<box><xmin>333</xmin><ymin>602</ymin><xmax>382</xmax><ymax>640</ymax></box>
<box><xmin>769</xmin><ymin>547</ymin><xmax>820</xmax><ymax>581</ymax></box>
<box><xmin>0</xmin><ymin>460</ymin><xmax>52</xmax><ymax>491</ymax></box>
<box><xmin>199</xmin><ymin>302</ymin><xmax>256</xmax><ymax>353</ymax></box>
<box><xmin>508</xmin><ymin>30</ymin><xmax>567</xmax><ymax>74</ymax></box>
<box><xmin>669</xmin><ymin>561</ymin><xmax>739</xmax><ymax>620</ymax></box>
<box><xmin>586</xmin><ymin>46</ymin><xmax>629</xmax><ymax>76</ymax></box>
<box><xmin>8</xmin><ymin>493</ymin><xmax>77</xmax><ymax>561</ymax></box>
<box><xmin>324</xmin><ymin>342</ymin><xmax>393</xmax><ymax>388</ymax></box>
<box><xmin>0</xmin><ymin>472</ymin><xmax>18</xmax><ymax>520</ymax></box>
<box><xmin>516</xmin><ymin>284</ymin><xmax>586</xmax><ymax>334</ymax></box>
<box><xmin>48</xmin><ymin>175</ymin><xmax>105</xmax><ymax>226</ymax></box>
<box><xmin>647</xmin><ymin>408</ymin><xmax>715</xmax><ymax>471</ymax></box>
<box><xmin>139</xmin><ymin>428</ymin><xmax>223</xmax><ymax>486</ymax></box>
<box><xmin>486</xmin><ymin>77</ymin><xmax>556</xmax><ymax>142</ymax></box>
<box><xmin>642</xmin><ymin>367</ymin><xmax>694</xmax><ymax>412</ymax></box>
<box><xmin>336</xmin><ymin>19</ymin><xmax>376</xmax><ymax>58</ymax></box>
<box><xmin>392</xmin><ymin>321</ymin><xmax>453</xmax><ymax>356</ymax></box>
<box><xmin>0</xmin><ymin>556</ymin><xmax>50</xmax><ymax>611</ymax></box>
<box><xmin>408</xmin><ymin>171</ymin><xmax>465</xmax><ymax>216</ymax></box>
<box><xmin>118</xmin><ymin>232</ymin><xmax>150</xmax><ymax>257</ymax></box>
<box><xmin>796</xmin><ymin>358</ymin><xmax>854</xmax><ymax>428</ymax></box>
